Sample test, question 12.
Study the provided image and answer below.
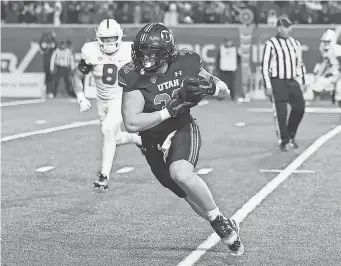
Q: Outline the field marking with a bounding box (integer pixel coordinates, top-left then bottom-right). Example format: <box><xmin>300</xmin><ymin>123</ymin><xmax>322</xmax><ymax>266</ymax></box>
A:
<box><xmin>1</xmin><ymin>120</ymin><xmax>99</xmax><ymax>143</ymax></box>
<box><xmin>35</xmin><ymin>166</ymin><xmax>55</xmax><ymax>173</ymax></box>
<box><xmin>116</xmin><ymin>167</ymin><xmax>134</xmax><ymax>174</ymax></box>
<box><xmin>235</xmin><ymin>122</ymin><xmax>246</xmax><ymax>127</ymax></box>
<box><xmin>259</xmin><ymin>169</ymin><xmax>315</xmax><ymax>174</ymax></box>
<box><xmin>248</xmin><ymin>107</ymin><xmax>341</xmax><ymax>114</ymax></box>
<box><xmin>35</xmin><ymin>120</ymin><xmax>47</xmax><ymax>124</ymax></box>
<box><xmin>0</xmin><ymin>99</ymin><xmax>46</xmax><ymax>107</ymax></box>
<box><xmin>177</xmin><ymin>125</ymin><xmax>341</xmax><ymax>266</ymax></box>
<box><xmin>197</xmin><ymin>168</ymin><xmax>213</xmax><ymax>175</ymax></box>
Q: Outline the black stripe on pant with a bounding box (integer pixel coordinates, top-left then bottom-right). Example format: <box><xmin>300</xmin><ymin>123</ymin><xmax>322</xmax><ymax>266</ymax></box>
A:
<box><xmin>271</xmin><ymin>78</ymin><xmax>305</xmax><ymax>143</ymax></box>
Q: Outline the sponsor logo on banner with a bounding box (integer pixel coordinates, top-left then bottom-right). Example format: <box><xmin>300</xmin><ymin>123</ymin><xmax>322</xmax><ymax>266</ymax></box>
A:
<box><xmin>1</xmin><ymin>42</ymin><xmax>44</xmax><ymax>97</ymax></box>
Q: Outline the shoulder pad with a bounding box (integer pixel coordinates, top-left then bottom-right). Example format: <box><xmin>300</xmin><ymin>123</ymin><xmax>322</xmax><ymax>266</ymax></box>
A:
<box><xmin>176</xmin><ymin>49</ymin><xmax>202</xmax><ymax>73</ymax></box>
<box><xmin>176</xmin><ymin>48</ymin><xmax>195</xmax><ymax>56</ymax></box>
<box><xmin>121</xmin><ymin>61</ymin><xmax>137</xmax><ymax>75</ymax></box>
<box><xmin>81</xmin><ymin>41</ymin><xmax>99</xmax><ymax>64</ymax></box>
<box><xmin>118</xmin><ymin>62</ymin><xmax>140</xmax><ymax>92</ymax></box>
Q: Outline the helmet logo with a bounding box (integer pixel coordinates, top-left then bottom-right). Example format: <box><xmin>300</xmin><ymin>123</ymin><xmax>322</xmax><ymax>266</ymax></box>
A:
<box><xmin>161</xmin><ymin>30</ymin><xmax>173</xmax><ymax>43</ymax></box>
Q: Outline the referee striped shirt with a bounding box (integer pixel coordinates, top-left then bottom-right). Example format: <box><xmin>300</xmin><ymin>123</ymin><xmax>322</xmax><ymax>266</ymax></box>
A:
<box><xmin>50</xmin><ymin>48</ymin><xmax>75</xmax><ymax>70</ymax></box>
<box><xmin>261</xmin><ymin>35</ymin><xmax>306</xmax><ymax>89</ymax></box>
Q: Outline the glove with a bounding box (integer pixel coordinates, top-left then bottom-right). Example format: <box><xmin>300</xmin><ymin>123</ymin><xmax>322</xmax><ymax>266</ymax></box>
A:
<box><xmin>180</xmin><ymin>75</ymin><xmax>216</xmax><ymax>103</ymax></box>
<box><xmin>77</xmin><ymin>92</ymin><xmax>91</xmax><ymax>112</ymax></box>
<box><xmin>166</xmin><ymin>98</ymin><xmax>197</xmax><ymax>117</ymax></box>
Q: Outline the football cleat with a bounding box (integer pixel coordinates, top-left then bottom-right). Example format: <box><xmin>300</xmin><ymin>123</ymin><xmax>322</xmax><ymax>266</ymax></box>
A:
<box><xmin>289</xmin><ymin>138</ymin><xmax>299</xmax><ymax>149</ymax></box>
<box><xmin>227</xmin><ymin>219</ymin><xmax>244</xmax><ymax>256</ymax></box>
<box><xmin>210</xmin><ymin>215</ymin><xmax>238</xmax><ymax>246</ymax></box>
<box><xmin>93</xmin><ymin>172</ymin><xmax>109</xmax><ymax>190</ymax></box>
<box><xmin>279</xmin><ymin>141</ymin><xmax>289</xmax><ymax>152</ymax></box>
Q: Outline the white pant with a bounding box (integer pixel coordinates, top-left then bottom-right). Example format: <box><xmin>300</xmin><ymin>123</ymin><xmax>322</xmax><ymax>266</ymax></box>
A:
<box><xmin>96</xmin><ymin>97</ymin><xmax>123</xmax><ymax>135</ymax></box>
<box><xmin>312</xmin><ymin>75</ymin><xmax>341</xmax><ymax>101</ymax></box>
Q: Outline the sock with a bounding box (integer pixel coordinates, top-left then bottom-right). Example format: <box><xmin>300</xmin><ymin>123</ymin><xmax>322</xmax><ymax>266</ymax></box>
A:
<box><xmin>116</xmin><ymin>131</ymin><xmax>141</xmax><ymax>145</ymax></box>
<box><xmin>206</xmin><ymin>207</ymin><xmax>222</xmax><ymax>222</ymax></box>
<box><xmin>101</xmin><ymin>132</ymin><xmax>117</xmax><ymax>180</ymax></box>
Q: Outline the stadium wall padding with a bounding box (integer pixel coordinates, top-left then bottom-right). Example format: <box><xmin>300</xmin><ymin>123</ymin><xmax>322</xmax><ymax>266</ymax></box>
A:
<box><xmin>0</xmin><ymin>25</ymin><xmax>337</xmax><ymax>98</ymax></box>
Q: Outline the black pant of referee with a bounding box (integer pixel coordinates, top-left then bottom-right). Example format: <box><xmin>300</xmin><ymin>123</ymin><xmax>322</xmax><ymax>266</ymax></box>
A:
<box><xmin>271</xmin><ymin>78</ymin><xmax>305</xmax><ymax>148</ymax></box>
<box><xmin>53</xmin><ymin>66</ymin><xmax>74</xmax><ymax>97</ymax></box>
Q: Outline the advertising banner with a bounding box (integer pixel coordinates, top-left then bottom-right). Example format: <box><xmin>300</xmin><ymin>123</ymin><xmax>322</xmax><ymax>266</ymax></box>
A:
<box><xmin>1</xmin><ymin>25</ymin><xmax>338</xmax><ymax>99</ymax></box>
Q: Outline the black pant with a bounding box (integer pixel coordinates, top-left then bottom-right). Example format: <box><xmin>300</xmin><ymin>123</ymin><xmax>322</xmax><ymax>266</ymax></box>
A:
<box><xmin>271</xmin><ymin>78</ymin><xmax>305</xmax><ymax>143</ymax></box>
<box><xmin>52</xmin><ymin>66</ymin><xmax>73</xmax><ymax>96</ymax></box>
<box><xmin>142</xmin><ymin>120</ymin><xmax>201</xmax><ymax>198</ymax></box>
<box><xmin>219</xmin><ymin>70</ymin><xmax>236</xmax><ymax>100</ymax></box>
<box><xmin>45</xmin><ymin>70</ymin><xmax>53</xmax><ymax>94</ymax></box>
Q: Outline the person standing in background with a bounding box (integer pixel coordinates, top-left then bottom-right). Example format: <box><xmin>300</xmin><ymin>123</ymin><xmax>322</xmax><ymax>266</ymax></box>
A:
<box><xmin>216</xmin><ymin>38</ymin><xmax>239</xmax><ymax>100</ymax></box>
<box><xmin>261</xmin><ymin>17</ymin><xmax>306</xmax><ymax>151</ymax></box>
<box><xmin>50</xmin><ymin>41</ymin><xmax>75</xmax><ymax>98</ymax></box>
<box><xmin>39</xmin><ymin>32</ymin><xmax>57</xmax><ymax>99</ymax></box>
<box><xmin>163</xmin><ymin>3</ymin><xmax>178</xmax><ymax>26</ymax></box>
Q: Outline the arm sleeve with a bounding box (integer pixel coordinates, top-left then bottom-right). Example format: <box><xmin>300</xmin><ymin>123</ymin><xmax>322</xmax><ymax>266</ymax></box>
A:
<box><xmin>261</xmin><ymin>41</ymin><xmax>273</xmax><ymax>89</ymax></box>
<box><xmin>77</xmin><ymin>44</ymin><xmax>92</xmax><ymax>74</ymax></box>
<box><xmin>295</xmin><ymin>40</ymin><xmax>306</xmax><ymax>85</ymax></box>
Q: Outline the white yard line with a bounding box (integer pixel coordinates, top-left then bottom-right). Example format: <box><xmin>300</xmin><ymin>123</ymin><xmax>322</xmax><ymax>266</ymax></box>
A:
<box><xmin>248</xmin><ymin>107</ymin><xmax>341</xmax><ymax>114</ymax></box>
<box><xmin>0</xmin><ymin>99</ymin><xmax>46</xmax><ymax>107</ymax></box>
<box><xmin>1</xmin><ymin>120</ymin><xmax>99</xmax><ymax>143</ymax></box>
<box><xmin>177</xmin><ymin>125</ymin><xmax>341</xmax><ymax>266</ymax></box>
<box><xmin>259</xmin><ymin>169</ymin><xmax>315</xmax><ymax>174</ymax></box>
<box><xmin>35</xmin><ymin>120</ymin><xmax>47</xmax><ymax>124</ymax></box>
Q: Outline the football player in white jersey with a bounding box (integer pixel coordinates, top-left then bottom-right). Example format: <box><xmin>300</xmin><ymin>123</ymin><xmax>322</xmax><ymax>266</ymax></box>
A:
<box><xmin>311</xmin><ymin>29</ymin><xmax>341</xmax><ymax>107</ymax></box>
<box><xmin>72</xmin><ymin>19</ymin><xmax>142</xmax><ymax>190</ymax></box>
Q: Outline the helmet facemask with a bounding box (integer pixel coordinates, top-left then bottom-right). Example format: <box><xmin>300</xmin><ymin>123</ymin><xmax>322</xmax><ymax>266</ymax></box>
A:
<box><xmin>322</xmin><ymin>40</ymin><xmax>332</xmax><ymax>52</ymax></box>
<box><xmin>97</xmin><ymin>36</ymin><xmax>121</xmax><ymax>54</ymax></box>
<box><xmin>132</xmin><ymin>45</ymin><xmax>172</xmax><ymax>74</ymax></box>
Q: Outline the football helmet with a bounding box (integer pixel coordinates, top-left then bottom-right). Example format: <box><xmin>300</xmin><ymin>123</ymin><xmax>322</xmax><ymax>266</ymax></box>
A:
<box><xmin>96</xmin><ymin>19</ymin><xmax>123</xmax><ymax>54</ymax></box>
<box><xmin>320</xmin><ymin>29</ymin><xmax>336</xmax><ymax>52</ymax></box>
<box><xmin>132</xmin><ymin>23</ymin><xmax>176</xmax><ymax>74</ymax></box>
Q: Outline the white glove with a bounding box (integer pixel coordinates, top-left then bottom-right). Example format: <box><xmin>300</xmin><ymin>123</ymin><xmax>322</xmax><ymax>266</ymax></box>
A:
<box><xmin>77</xmin><ymin>92</ymin><xmax>91</xmax><ymax>112</ymax></box>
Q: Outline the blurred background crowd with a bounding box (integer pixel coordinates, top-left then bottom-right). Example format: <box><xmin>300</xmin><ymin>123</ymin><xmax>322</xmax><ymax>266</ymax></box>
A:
<box><xmin>2</xmin><ymin>1</ymin><xmax>341</xmax><ymax>25</ymax></box>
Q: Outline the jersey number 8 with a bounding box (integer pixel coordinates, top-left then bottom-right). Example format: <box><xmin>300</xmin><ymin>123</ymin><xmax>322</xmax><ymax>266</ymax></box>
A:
<box><xmin>102</xmin><ymin>64</ymin><xmax>118</xmax><ymax>85</ymax></box>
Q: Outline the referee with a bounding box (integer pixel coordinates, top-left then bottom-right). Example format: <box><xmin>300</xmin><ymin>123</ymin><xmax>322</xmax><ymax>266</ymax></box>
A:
<box><xmin>50</xmin><ymin>41</ymin><xmax>75</xmax><ymax>98</ymax></box>
<box><xmin>261</xmin><ymin>17</ymin><xmax>306</xmax><ymax>152</ymax></box>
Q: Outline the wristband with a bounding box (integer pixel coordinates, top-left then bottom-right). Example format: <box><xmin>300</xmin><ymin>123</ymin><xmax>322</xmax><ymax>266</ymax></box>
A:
<box><xmin>159</xmin><ymin>108</ymin><xmax>171</xmax><ymax>121</ymax></box>
<box><xmin>214</xmin><ymin>81</ymin><xmax>227</xmax><ymax>96</ymax></box>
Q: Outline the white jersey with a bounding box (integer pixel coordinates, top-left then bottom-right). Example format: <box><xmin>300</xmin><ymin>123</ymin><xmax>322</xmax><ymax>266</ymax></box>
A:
<box><xmin>319</xmin><ymin>43</ymin><xmax>341</xmax><ymax>76</ymax></box>
<box><xmin>81</xmin><ymin>41</ymin><xmax>132</xmax><ymax>101</ymax></box>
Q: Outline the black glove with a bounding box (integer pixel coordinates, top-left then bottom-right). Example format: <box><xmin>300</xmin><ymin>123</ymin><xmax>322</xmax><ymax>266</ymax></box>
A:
<box><xmin>166</xmin><ymin>98</ymin><xmax>197</xmax><ymax>117</ymax></box>
<box><xmin>180</xmin><ymin>75</ymin><xmax>216</xmax><ymax>102</ymax></box>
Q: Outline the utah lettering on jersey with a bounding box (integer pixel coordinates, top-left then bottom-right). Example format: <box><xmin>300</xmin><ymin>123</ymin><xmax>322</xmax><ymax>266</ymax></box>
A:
<box><xmin>157</xmin><ymin>79</ymin><xmax>180</xmax><ymax>91</ymax></box>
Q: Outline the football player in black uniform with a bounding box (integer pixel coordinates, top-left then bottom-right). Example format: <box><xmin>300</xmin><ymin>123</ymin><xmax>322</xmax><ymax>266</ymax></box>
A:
<box><xmin>118</xmin><ymin>23</ymin><xmax>243</xmax><ymax>256</ymax></box>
